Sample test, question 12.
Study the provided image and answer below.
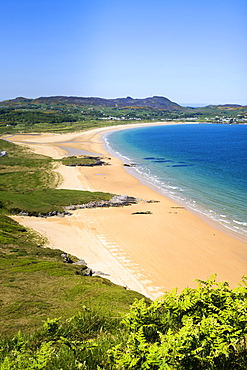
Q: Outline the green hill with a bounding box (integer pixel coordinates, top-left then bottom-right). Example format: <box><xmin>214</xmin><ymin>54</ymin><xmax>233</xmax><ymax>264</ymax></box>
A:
<box><xmin>2</xmin><ymin>95</ymin><xmax>183</xmax><ymax>110</ymax></box>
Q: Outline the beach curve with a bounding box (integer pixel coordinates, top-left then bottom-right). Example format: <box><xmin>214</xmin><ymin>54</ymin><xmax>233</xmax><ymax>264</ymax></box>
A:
<box><xmin>4</xmin><ymin>122</ymin><xmax>247</xmax><ymax>300</ymax></box>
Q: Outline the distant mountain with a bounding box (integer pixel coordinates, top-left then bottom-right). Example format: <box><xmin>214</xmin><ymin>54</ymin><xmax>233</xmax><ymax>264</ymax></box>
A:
<box><xmin>2</xmin><ymin>96</ymin><xmax>245</xmax><ymax>110</ymax></box>
<box><xmin>3</xmin><ymin>95</ymin><xmax>183</xmax><ymax>110</ymax></box>
<box><xmin>205</xmin><ymin>104</ymin><xmax>246</xmax><ymax>109</ymax></box>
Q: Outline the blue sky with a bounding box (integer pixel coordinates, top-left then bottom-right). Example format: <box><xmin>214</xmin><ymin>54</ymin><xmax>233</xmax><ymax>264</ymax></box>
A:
<box><xmin>1</xmin><ymin>0</ymin><xmax>246</xmax><ymax>105</ymax></box>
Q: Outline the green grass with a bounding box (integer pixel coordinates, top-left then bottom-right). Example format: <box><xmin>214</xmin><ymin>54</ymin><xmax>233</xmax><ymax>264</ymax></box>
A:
<box><xmin>0</xmin><ymin>310</ymin><xmax>130</xmax><ymax>369</ymax></box>
<box><xmin>0</xmin><ymin>139</ymin><xmax>113</xmax><ymax>215</ymax></box>
<box><xmin>0</xmin><ymin>118</ymin><xmax>126</xmax><ymax>135</ymax></box>
<box><xmin>1</xmin><ymin>275</ymin><xmax>246</xmax><ymax>369</ymax></box>
<box><xmin>0</xmin><ymin>214</ymin><xmax>45</xmax><ymax>250</ymax></box>
<box><xmin>0</xmin><ymin>251</ymin><xmax>145</xmax><ymax>337</ymax></box>
<box><xmin>0</xmin><ymin>188</ymin><xmax>113</xmax><ymax>215</ymax></box>
<box><xmin>0</xmin><ymin>214</ymin><xmax>148</xmax><ymax>338</ymax></box>
<box><xmin>0</xmin><ymin>139</ymin><xmax>59</xmax><ymax>192</ymax></box>
<box><xmin>0</xmin><ymin>170</ymin><xmax>58</xmax><ymax>192</ymax></box>
<box><xmin>59</xmin><ymin>155</ymin><xmax>99</xmax><ymax>166</ymax></box>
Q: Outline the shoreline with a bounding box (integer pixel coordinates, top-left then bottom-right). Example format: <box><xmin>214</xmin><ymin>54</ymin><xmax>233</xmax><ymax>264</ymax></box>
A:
<box><xmin>3</xmin><ymin>122</ymin><xmax>247</xmax><ymax>300</ymax></box>
<box><xmin>102</xmin><ymin>126</ymin><xmax>247</xmax><ymax>243</ymax></box>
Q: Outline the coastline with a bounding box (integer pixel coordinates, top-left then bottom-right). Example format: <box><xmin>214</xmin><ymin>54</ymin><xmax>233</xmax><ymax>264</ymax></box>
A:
<box><xmin>4</xmin><ymin>122</ymin><xmax>247</xmax><ymax>300</ymax></box>
<box><xmin>103</xmin><ymin>125</ymin><xmax>247</xmax><ymax>243</ymax></box>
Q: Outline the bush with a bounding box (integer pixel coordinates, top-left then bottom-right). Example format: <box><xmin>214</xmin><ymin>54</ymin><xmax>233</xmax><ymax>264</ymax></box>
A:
<box><xmin>108</xmin><ymin>275</ymin><xmax>247</xmax><ymax>369</ymax></box>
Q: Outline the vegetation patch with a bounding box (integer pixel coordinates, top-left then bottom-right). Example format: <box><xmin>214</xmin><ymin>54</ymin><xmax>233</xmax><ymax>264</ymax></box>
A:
<box><xmin>0</xmin><ymin>214</ymin><xmax>46</xmax><ymax>253</ymax></box>
<box><xmin>108</xmin><ymin>275</ymin><xmax>247</xmax><ymax>369</ymax></box>
<box><xmin>0</xmin><ymin>139</ymin><xmax>113</xmax><ymax>215</ymax></box>
<box><xmin>59</xmin><ymin>155</ymin><xmax>107</xmax><ymax>167</ymax></box>
<box><xmin>0</xmin><ymin>188</ymin><xmax>113</xmax><ymax>215</ymax></box>
<box><xmin>0</xmin><ymin>275</ymin><xmax>246</xmax><ymax>369</ymax></box>
<box><xmin>0</xmin><ymin>139</ymin><xmax>59</xmax><ymax>192</ymax></box>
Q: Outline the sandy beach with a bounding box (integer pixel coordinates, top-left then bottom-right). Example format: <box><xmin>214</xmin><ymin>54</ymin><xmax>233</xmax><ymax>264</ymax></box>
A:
<box><xmin>5</xmin><ymin>122</ymin><xmax>247</xmax><ymax>300</ymax></box>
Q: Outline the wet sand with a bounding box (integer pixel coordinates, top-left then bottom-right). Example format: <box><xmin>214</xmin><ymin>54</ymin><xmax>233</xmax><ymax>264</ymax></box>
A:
<box><xmin>5</xmin><ymin>122</ymin><xmax>247</xmax><ymax>300</ymax></box>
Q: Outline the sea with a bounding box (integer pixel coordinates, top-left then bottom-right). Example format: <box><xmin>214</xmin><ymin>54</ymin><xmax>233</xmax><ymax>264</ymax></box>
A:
<box><xmin>103</xmin><ymin>123</ymin><xmax>247</xmax><ymax>239</ymax></box>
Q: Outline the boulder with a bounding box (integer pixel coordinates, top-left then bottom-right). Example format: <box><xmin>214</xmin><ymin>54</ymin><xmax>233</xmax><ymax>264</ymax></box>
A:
<box><xmin>61</xmin><ymin>253</ymin><xmax>73</xmax><ymax>263</ymax></box>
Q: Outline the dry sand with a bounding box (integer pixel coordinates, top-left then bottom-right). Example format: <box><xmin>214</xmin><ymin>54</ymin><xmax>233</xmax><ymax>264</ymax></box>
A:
<box><xmin>5</xmin><ymin>123</ymin><xmax>247</xmax><ymax>300</ymax></box>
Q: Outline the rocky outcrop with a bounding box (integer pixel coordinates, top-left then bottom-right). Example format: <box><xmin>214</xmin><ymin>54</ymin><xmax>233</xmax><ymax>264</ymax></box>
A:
<box><xmin>76</xmin><ymin>266</ymin><xmax>93</xmax><ymax>276</ymax></box>
<box><xmin>67</xmin><ymin>258</ymin><xmax>111</xmax><ymax>278</ymax></box>
<box><xmin>17</xmin><ymin>195</ymin><xmax>140</xmax><ymax>218</ymax></box>
<box><xmin>65</xmin><ymin>195</ymin><xmax>140</xmax><ymax>211</ymax></box>
<box><xmin>18</xmin><ymin>210</ymin><xmax>72</xmax><ymax>217</ymax></box>
<box><xmin>61</xmin><ymin>253</ymin><xmax>73</xmax><ymax>263</ymax></box>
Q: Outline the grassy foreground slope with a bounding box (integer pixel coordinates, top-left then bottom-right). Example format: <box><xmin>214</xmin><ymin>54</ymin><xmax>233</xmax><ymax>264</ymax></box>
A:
<box><xmin>0</xmin><ymin>215</ymin><xmax>146</xmax><ymax>336</ymax></box>
<box><xmin>0</xmin><ymin>215</ymin><xmax>147</xmax><ymax>369</ymax></box>
<box><xmin>1</xmin><ymin>272</ymin><xmax>246</xmax><ymax>369</ymax></box>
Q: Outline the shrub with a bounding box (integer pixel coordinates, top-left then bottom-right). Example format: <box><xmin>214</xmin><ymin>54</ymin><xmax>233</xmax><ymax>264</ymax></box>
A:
<box><xmin>108</xmin><ymin>275</ymin><xmax>247</xmax><ymax>369</ymax></box>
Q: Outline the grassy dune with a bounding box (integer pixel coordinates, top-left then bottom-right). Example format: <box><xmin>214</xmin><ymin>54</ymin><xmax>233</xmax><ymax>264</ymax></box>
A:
<box><xmin>0</xmin><ymin>140</ymin><xmax>112</xmax><ymax>215</ymax></box>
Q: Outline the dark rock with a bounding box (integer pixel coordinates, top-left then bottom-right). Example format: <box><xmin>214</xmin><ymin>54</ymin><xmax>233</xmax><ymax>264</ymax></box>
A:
<box><xmin>18</xmin><ymin>211</ymin><xmax>29</xmax><ymax>216</ymax></box>
<box><xmin>124</xmin><ymin>163</ymin><xmax>136</xmax><ymax>167</ymax></box>
<box><xmin>61</xmin><ymin>253</ymin><xmax>73</xmax><ymax>263</ymax></box>
<box><xmin>132</xmin><ymin>211</ymin><xmax>152</xmax><ymax>215</ymax></box>
<box><xmin>78</xmin><ymin>266</ymin><xmax>93</xmax><ymax>276</ymax></box>
<box><xmin>64</xmin><ymin>205</ymin><xmax>77</xmax><ymax>211</ymax></box>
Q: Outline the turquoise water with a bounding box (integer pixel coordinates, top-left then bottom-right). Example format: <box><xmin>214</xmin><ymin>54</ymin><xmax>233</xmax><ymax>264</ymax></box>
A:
<box><xmin>104</xmin><ymin>124</ymin><xmax>247</xmax><ymax>238</ymax></box>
